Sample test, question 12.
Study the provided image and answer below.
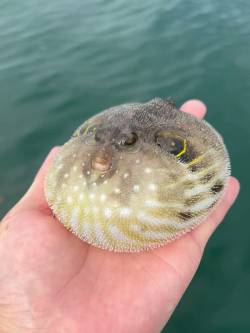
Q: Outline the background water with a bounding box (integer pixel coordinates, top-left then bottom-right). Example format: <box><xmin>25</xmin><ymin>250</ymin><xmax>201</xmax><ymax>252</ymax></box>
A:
<box><xmin>0</xmin><ymin>0</ymin><xmax>249</xmax><ymax>331</ymax></box>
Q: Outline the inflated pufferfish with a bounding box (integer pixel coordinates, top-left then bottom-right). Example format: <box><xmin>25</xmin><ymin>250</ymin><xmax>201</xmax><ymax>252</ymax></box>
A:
<box><xmin>45</xmin><ymin>98</ymin><xmax>230</xmax><ymax>252</ymax></box>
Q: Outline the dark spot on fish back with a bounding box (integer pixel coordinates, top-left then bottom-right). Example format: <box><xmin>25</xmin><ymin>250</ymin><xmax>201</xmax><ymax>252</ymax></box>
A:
<box><xmin>189</xmin><ymin>164</ymin><xmax>199</xmax><ymax>172</ymax></box>
<box><xmin>185</xmin><ymin>194</ymin><xmax>203</xmax><ymax>206</ymax></box>
<box><xmin>182</xmin><ymin>180</ymin><xmax>195</xmax><ymax>189</ymax></box>
<box><xmin>178</xmin><ymin>211</ymin><xmax>193</xmax><ymax>221</ymax></box>
<box><xmin>211</xmin><ymin>181</ymin><xmax>224</xmax><ymax>194</ymax></box>
<box><xmin>200</xmin><ymin>172</ymin><xmax>215</xmax><ymax>184</ymax></box>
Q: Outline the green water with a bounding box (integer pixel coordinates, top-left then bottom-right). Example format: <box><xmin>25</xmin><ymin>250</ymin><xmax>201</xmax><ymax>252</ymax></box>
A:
<box><xmin>0</xmin><ymin>0</ymin><xmax>249</xmax><ymax>331</ymax></box>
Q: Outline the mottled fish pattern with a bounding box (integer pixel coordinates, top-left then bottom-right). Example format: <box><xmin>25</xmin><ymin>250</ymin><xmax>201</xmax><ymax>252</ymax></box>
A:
<box><xmin>44</xmin><ymin>98</ymin><xmax>230</xmax><ymax>252</ymax></box>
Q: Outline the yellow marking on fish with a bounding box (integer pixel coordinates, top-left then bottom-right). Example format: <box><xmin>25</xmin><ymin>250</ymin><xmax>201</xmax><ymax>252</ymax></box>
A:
<box><xmin>176</xmin><ymin>138</ymin><xmax>187</xmax><ymax>158</ymax></box>
<box><xmin>187</xmin><ymin>154</ymin><xmax>204</xmax><ymax>166</ymax></box>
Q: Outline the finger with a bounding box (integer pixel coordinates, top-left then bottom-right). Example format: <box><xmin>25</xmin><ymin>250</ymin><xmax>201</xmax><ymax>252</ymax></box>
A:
<box><xmin>191</xmin><ymin>176</ymin><xmax>240</xmax><ymax>248</ymax></box>
<box><xmin>180</xmin><ymin>99</ymin><xmax>207</xmax><ymax>119</ymax></box>
<box><xmin>3</xmin><ymin>147</ymin><xmax>60</xmax><ymax>219</ymax></box>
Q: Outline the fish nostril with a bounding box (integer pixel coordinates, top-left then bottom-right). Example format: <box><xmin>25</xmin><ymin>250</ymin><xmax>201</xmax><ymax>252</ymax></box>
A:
<box><xmin>91</xmin><ymin>157</ymin><xmax>111</xmax><ymax>171</ymax></box>
<box><xmin>91</xmin><ymin>149</ymin><xmax>112</xmax><ymax>172</ymax></box>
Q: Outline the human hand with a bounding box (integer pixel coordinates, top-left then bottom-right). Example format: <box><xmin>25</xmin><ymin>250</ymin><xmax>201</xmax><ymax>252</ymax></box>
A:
<box><xmin>0</xmin><ymin>100</ymin><xmax>239</xmax><ymax>333</ymax></box>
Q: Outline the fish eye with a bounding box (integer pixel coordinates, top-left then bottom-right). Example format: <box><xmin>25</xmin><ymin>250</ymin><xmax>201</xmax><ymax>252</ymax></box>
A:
<box><xmin>120</xmin><ymin>132</ymin><xmax>138</xmax><ymax>146</ymax></box>
<box><xmin>155</xmin><ymin>132</ymin><xmax>186</xmax><ymax>157</ymax></box>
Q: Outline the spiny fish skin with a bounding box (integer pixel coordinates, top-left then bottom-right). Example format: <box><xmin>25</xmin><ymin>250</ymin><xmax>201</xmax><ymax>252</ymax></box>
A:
<box><xmin>44</xmin><ymin>98</ymin><xmax>230</xmax><ymax>252</ymax></box>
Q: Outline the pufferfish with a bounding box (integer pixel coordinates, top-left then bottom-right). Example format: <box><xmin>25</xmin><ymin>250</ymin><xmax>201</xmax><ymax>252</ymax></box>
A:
<box><xmin>44</xmin><ymin>98</ymin><xmax>230</xmax><ymax>252</ymax></box>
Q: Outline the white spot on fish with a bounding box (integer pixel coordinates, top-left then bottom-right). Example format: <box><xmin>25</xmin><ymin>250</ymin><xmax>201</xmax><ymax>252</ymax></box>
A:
<box><xmin>120</xmin><ymin>207</ymin><xmax>131</xmax><ymax>217</ymax></box>
<box><xmin>89</xmin><ymin>193</ymin><xmax>95</xmax><ymax>200</ymax></box>
<box><xmin>148</xmin><ymin>183</ymin><xmax>157</xmax><ymax>191</ymax></box>
<box><xmin>64</xmin><ymin>173</ymin><xmax>69</xmax><ymax>178</ymax></box>
<box><xmin>67</xmin><ymin>196</ymin><xmax>73</xmax><ymax>204</ymax></box>
<box><xmin>123</xmin><ymin>173</ymin><xmax>129</xmax><ymax>179</ymax></box>
<box><xmin>100</xmin><ymin>194</ymin><xmax>107</xmax><ymax>202</ymax></box>
<box><xmin>104</xmin><ymin>208</ymin><xmax>112</xmax><ymax>218</ymax></box>
<box><xmin>133</xmin><ymin>185</ymin><xmax>140</xmax><ymax>192</ymax></box>
<box><xmin>145</xmin><ymin>167</ymin><xmax>152</xmax><ymax>174</ymax></box>
<box><xmin>114</xmin><ymin>188</ymin><xmax>121</xmax><ymax>194</ymax></box>
<box><xmin>73</xmin><ymin>185</ymin><xmax>79</xmax><ymax>192</ymax></box>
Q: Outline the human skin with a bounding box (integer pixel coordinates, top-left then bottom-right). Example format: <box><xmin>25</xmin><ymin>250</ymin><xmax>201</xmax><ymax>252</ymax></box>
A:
<box><xmin>0</xmin><ymin>100</ymin><xmax>239</xmax><ymax>333</ymax></box>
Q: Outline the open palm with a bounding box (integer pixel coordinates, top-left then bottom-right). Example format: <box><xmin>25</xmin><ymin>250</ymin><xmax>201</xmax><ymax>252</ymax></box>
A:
<box><xmin>0</xmin><ymin>100</ymin><xmax>239</xmax><ymax>333</ymax></box>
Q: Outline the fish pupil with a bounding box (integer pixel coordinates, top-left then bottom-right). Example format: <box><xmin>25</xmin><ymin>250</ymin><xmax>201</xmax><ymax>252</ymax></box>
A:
<box><xmin>118</xmin><ymin>132</ymin><xmax>138</xmax><ymax>147</ymax></box>
<box><xmin>123</xmin><ymin>132</ymin><xmax>138</xmax><ymax>146</ymax></box>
